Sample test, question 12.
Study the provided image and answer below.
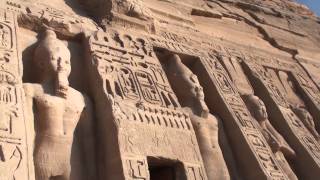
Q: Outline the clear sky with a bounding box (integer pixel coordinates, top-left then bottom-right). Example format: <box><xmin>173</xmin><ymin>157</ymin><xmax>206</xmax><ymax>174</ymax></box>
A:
<box><xmin>297</xmin><ymin>0</ymin><xmax>320</xmax><ymax>16</ymax></box>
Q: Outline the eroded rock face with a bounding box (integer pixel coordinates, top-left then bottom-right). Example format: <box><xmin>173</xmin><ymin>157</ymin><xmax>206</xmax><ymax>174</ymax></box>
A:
<box><xmin>1</xmin><ymin>0</ymin><xmax>320</xmax><ymax>180</ymax></box>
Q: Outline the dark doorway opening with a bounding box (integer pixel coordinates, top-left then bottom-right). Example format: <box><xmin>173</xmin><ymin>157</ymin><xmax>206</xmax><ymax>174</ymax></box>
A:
<box><xmin>148</xmin><ymin>157</ymin><xmax>185</xmax><ymax>180</ymax></box>
<box><xmin>149</xmin><ymin>165</ymin><xmax>175</xmax><ymax>180</ymax></box>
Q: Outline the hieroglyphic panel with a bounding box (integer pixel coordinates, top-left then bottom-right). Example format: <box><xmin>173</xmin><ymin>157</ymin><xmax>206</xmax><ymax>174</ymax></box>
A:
<box><xmin>244</xmin><ymin>59</ymin><xmax>320</xmax><ymax>178</ymax></box>
<box><xmin>0</xmin><ymin>9</ymin><xmax>34</xmax><ymax>180</ymax></box>
<box><xmin>88</xmin><ymin>30</ymin><xmax>187</xmax><ymax>125</ymax></box>
<box><xmin>199</xmin><ymin>52</ymin><xmax>288</xmax><ymax>180</ymax></box>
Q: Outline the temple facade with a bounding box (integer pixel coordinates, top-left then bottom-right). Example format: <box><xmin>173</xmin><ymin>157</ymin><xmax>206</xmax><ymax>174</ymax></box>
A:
<box><xmin>1</xmin><ymin>0</ymin><xmax>320</xmax><ymax>179</ymax></box>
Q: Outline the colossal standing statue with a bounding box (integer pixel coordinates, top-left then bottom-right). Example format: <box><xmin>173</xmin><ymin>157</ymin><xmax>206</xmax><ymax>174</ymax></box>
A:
<box><xmin>23</xmin><ymin>30</ymin><xmax>96</xmax><ymax>180</ymax></box>
<box><xmin>166</xmin><ymin>54</ymin><xmax>230</xmax><ymax>180</ymax></box>
<box><xmin>244</xmin><ymin>94</ymin><xmax>297</xmax><ymax>180</ymax></box>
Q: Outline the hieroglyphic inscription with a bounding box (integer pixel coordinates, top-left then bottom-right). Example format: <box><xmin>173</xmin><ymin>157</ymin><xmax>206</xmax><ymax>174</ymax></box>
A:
<box><xmin>244</xmin><ymin>60</ymin><xmax>320</xmax><ymax>177</ymax></box>
<box><xmin>125</xmin><ymin>157</ymin><xmax>149</xmax><ymax>180</ymax></box>
<box><xmin>88</xmin><ymin>30</ymin><xmax>182</xmax><ymax>114</ymax></box>
<box><xmin>199</xmin><ymin>52</ymin><xmax>288</xmax><ymax>179</ymax></box>
<box><xmin>185</xmin><ymin>164</ymin><xmax>206</xmax><ymax>180</ymax></box>
<box><xmin>0</xmin><ymin>9</ymin><xmax>33</xmax><ymax>180</ymax></box>
<box><xmin>113</xmin><ymin>100</ymin><xmax>192</xmax><ymax>130</ymax></box>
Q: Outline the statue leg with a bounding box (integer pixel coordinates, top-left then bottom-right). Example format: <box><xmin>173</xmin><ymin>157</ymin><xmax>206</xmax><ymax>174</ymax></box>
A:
<box><xmin>35</xmin><ymin>165</ymin><xmax>51</xmax><ymax>180</ymax></box>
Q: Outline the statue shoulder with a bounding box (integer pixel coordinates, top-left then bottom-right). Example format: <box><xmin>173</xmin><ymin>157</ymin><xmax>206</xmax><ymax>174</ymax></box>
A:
<box><xmin>23</xmin><ymin>83</ymin><xmax>43</xmax><ymax>97</ymax></box>
<box><xmin>207</xmin><ymin>114</ymin><xmax>220</xmax><ymax>127</ymax></box>
<box><xmin>68</xmin><ymin>87</ymin><xmax>92</xmax><ymax>107</ymax></box>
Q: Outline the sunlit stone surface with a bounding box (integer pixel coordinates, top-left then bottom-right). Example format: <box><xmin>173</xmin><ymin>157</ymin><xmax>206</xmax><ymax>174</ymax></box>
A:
<box><xmin>1</xmin><ymin>0</ymin><xmax>320</xmax><ymax>179</ymax></box>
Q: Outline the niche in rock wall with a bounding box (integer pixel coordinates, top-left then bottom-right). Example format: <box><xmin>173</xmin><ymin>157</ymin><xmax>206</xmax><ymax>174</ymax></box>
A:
<box><xmin>155</xmin><ymin>48</ymin><xmax>240</xmax><ymax>179</ymax></box>
<box><xmin>19</xmin><ymin>28</ymin><xmax>95</xmax><ymax>180</ymax></box>
<box><xmin>155</xmin><ymin>48</ymin><xmax>200</xmax><ymax>109</ymax></box>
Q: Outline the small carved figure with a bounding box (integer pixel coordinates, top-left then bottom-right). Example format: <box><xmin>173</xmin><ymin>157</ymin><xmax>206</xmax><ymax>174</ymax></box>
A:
<box><xmin>0</xmin><ymin>25</ymin><xmax>9</xmax><ymax>48</ymax></box>
<box><xmin>23</xmin><ymin>30</ymin><xmax>96</xmax><ymax>180</ymax></box>
<box><xmin>244</xmin><ymin>94</ymin><xmax>297</xmax><ymax>180</ymax></box>
<box><xmin>166</xmin><ymin>54</ymin><xmax>230</xmax><ymax>180</ymax></box>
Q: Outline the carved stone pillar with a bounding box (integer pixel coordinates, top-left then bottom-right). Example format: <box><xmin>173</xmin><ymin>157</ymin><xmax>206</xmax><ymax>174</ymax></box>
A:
<box><xmin>0</xmin><ymin>9</ymin><xmax>34</xmax><ymax>180</ymax></box>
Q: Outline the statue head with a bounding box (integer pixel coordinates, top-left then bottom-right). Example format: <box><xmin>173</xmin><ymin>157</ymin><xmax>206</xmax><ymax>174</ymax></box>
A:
<box><xmin>34</xmin><ymin>30</ymin><xmax>71</xmax><ymax>97</ymax></box>
<box><xmin>34</xmin><ymin>30</ymin><xmax>71</xmax><ymax>78</ymax></box>
<box><xmin>244</xmin><ymin>94</ymin><xmax>268</xmax><ymax>122</ymax></box>
<box><xmin>169</xmin><ymin>54</ymin><xmax>209</xmax><ymax>117</ymax></box>
<box><xmin>291</xmin><ymin>104</ymin><xmax>312</xmax><ymax>121</ymax></box>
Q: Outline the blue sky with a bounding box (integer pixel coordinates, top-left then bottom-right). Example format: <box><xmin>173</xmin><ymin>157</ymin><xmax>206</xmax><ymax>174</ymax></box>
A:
<box><xmin>297</xmin><ymin>0</ymin><xmax>320</xmax><ymax>16</ymax></box>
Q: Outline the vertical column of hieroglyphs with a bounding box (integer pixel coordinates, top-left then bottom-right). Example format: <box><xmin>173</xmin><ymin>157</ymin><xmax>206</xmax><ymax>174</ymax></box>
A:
<box><xmin>0</xmin><ymin>9</ymin><xmax>34</xmax><ymax>180</ymax></box>
<box><xmin>87</xmin><ymin>30</ymin><xmax>207</xmax><ymax>180</ymax></box>
<box><xmin>244</xmin><ymin>58</ymin><xmax>320</xmax><ymax>179</ymax></box>
<box><xmin>198</xmin><ymin>52</ymin><xmax>288</xmax><ymax>180</ymax></box>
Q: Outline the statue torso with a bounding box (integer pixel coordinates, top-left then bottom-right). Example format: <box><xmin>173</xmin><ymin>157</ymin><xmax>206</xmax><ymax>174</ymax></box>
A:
<box><xmin>25</xmin><ymin>83</ymin><xmax>85</xmax><ymax>138</ymax></box>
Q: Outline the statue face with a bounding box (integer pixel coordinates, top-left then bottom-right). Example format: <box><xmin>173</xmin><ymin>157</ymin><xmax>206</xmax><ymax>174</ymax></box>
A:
<box><xmin>256</xmin><ymin>105</ymin><xmax>268</xmax><ymax>120</ymax></box>
<box><xmin>46</xmin><ymin>48</ymin><xmax>71</xmax><ymax>77</ymax></box>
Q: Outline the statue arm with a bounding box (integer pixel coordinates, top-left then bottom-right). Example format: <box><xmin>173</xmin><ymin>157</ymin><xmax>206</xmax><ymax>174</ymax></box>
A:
<box><xmin>23</xmin><ymin>84</ymin><xmax>36</xmax><ymax>146</ymax></box>
<box><xmin>265</xmin><ymin>121</ymin><xmax>296</xmax><ymax>158</ymax></box>
<box><xmin>22</xmin><ymin>84</ymin><xmax>37</xmax><ymax>175</ymax></box>
<box><xmin>79</xmin><ymin>95</ymin><xmax>97</xmax><ymax>179</ymax></box>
